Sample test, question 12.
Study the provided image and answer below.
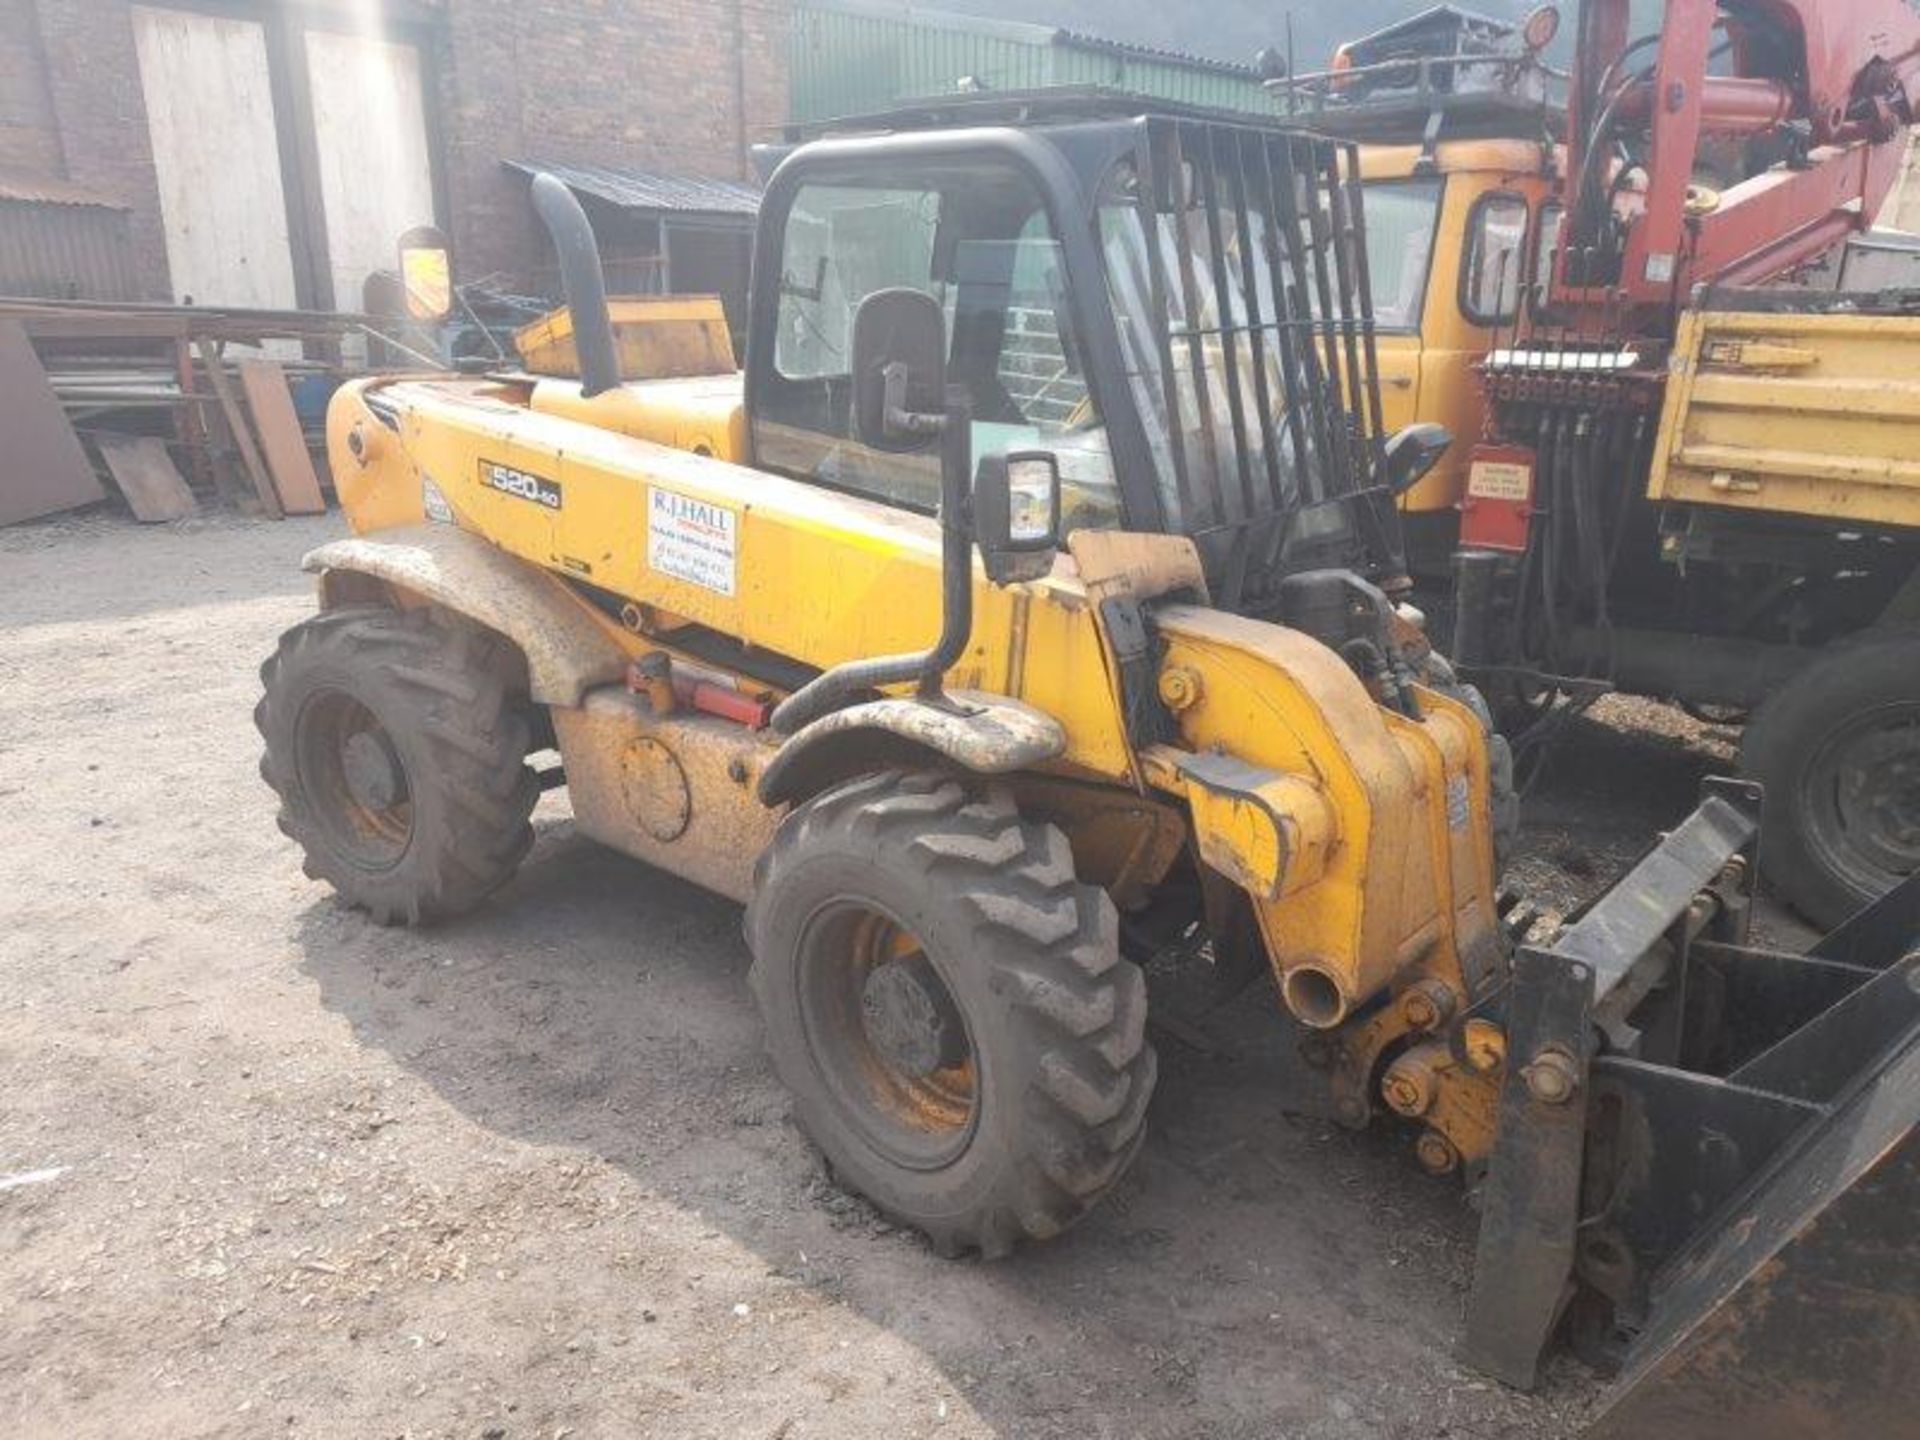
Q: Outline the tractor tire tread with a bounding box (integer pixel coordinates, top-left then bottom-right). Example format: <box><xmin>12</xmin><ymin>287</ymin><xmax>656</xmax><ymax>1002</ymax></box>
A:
<box><xmin>256</xmin><ymin>605</ymin><xmax>538</xmax><ymax>926</ymax></box>
<box><xmin>746</xmin><ymin>772</ymin><xmax>1154</xmax><ymax>1259</ymax></box>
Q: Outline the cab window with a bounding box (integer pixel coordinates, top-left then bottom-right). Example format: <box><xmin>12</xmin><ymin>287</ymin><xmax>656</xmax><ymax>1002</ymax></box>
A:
<box><xmin>1361</xmin><ymin>178</ymin><xmax>1444</xmax><ymax>331</ymax></box>
<box><xmin>772</xmin><ymin>186</ymin><xmax>939</xmax><ymax>380</ymax></box>
<box><xmin>1530</xmin><ymin>201</ymin><xmax>1565</xmax><ymax>318</ymax></box>
<box><xmin>757</xmin><ymin>164</ymin><xmax>1121</xmax><ymax>530</ymax></box>
<box><xmin>1461</xmin><ymin>191</ymin><xmax>1529</xmax><ymax>326</ymax></box>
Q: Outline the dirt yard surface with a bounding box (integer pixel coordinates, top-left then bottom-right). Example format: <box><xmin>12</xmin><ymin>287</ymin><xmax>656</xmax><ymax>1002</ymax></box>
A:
<box><xmin>1</xmin><ymin>512</ymin><xmax>1781</xmax><ymax>1439</ymax></box>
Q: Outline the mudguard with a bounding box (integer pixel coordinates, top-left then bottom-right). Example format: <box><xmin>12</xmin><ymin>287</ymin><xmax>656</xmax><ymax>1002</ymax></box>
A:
<box><xmin>757</xmin><ymin>691</ymin><xmax>1067</xmax><ymax>807</ymax></box>
<box><xmin>303</xmin><ymin>523</ymin><xmax>628</xmax><ymax>706</ymax></box>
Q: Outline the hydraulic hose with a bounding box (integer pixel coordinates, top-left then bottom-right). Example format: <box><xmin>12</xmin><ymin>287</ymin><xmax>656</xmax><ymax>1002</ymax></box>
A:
<box><xmin>1538</xmin><ymin>411</ymin><xmax>1565</xmax><ymax>666</ymax></box>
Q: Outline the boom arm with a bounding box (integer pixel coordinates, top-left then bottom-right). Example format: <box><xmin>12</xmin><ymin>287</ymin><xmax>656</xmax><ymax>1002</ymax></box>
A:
<box><xmin>1557</xmin><ymin>0</ymin><xmax>1920</xmax><ymax>322</ymax></box>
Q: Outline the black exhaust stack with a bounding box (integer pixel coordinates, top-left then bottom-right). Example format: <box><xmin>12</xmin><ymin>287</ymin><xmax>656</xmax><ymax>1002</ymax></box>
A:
<box><xmin>529</xmin><ymin>172</ymin><xmax>620</xmax><ymax>398</ymax></box>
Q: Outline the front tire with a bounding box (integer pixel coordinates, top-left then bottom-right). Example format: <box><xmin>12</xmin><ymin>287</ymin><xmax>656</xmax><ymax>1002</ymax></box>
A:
<box><xmin>256</xmin><ymin>606</ymin><xmax>539</xmax><ymax>925</ymax></box>
<box><xmin>1742</xmin><ymin>632</ymin><xmax>1920</xmax><ymax>928</ymax></box>
<box><xmin>745</xmin><ymin>772</ymin><xmax>1156</xmax><ymax>1258</ymax></box>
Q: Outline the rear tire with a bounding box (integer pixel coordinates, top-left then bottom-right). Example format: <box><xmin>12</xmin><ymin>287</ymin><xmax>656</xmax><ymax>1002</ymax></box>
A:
<box><xmin>256</xmin><ymin>606</ymin><xmax>539</xmax><ymax>925</ymax></box>
<box><xmin>1742</xmin><ymin>632</ymin><xmax>1920</xmax><ymax>929</ymax></box>
<box><xmin>745</xmin><ymin>771</ymin><xmax>1156</xmax><ymax>1258</ymax></box>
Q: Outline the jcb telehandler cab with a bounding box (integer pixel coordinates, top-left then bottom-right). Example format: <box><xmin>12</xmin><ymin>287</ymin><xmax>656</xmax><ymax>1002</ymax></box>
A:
<box><xmin>259</xmin><ymin>94</ymin><xmax>1920</xmax><ymax>1413</ymax></box>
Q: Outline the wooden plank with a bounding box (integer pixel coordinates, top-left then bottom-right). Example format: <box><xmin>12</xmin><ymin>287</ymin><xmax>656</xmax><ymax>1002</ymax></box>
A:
<box><xmin>0</xmin><ymin>318</ymin><xmax>107</xmax><ymax>526</ymax></box>
<box><xmin>4</xmin><ymin>311</ymin><xmax>194</xmax><ymax>341</ymax></box>
<box><xmin>196</xmin><ymin>338</ymin><xmax>283</xmax><ymax>519</ymax></box>
<box><xmin>94</xmin><ymin>435</ymin><xmax>197</xmax><ymax>522</ymax></box>
<box><xmin>173</xmin><ymin>335</ymin><xmax>212</xmax><ymax>494</ymax></box>
<box><xmin>237</xmin><ymin>358</ymin><xmax>325</xmax><ymax>514</ymax></box>
<box><xmin>175</xmin><ymin>336</ymin><xmax>247</xmax><ymax>509</ymax></box>
<box><xmin>131</xmin><ymin>6</ymin><xmax>300</xmax><ymax>309</ymax></box>
<box><xmin>304</xmin><ymin>29</ymin><xmax>436</xmax><ymax>311</ymax></box>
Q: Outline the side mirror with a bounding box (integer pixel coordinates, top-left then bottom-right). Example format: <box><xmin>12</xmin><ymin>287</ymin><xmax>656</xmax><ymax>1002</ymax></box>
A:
<box><xmin>852</xmin><ymin>288</ymin><xmax>948</xmax><ymax>450</ymax></box>
<box><xmin>974</xmin><ymin>451</ymin><xmax>1061</xmax><ymax>586</ymax></box>
<box><xmin>397</xmin><ymin>224</ymin><xmax>454</xmax><ymax>321</ymax></box>
<box><xmin>1383</xmin><ymin>422</ymin><xmax>1453</xmax><ymax>497</ymax></box>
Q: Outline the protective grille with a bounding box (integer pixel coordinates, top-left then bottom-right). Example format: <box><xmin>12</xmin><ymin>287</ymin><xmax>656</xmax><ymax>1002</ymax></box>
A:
<box><xmin>1106</xmin><ymin>117</ymin><xmax>1388</xmax><ymax>589</ymax></box>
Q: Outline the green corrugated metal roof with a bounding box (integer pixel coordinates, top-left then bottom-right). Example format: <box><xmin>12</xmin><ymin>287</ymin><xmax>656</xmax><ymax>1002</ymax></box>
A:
<box><xmin>791</xmin><ymin>0</ymin><xmax>1280</xmax><ymax>124</ymax></box>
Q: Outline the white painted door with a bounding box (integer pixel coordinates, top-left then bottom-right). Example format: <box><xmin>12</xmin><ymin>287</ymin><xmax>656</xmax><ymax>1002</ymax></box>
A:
<box><xmin>304</xmin><ymin>29</ymin><xmax>436</xmax><ymax>313</ymax></box>
<box><xmin>132</xmin><ymin>5</ymin><xmax>299</xmax><ymax>309</ymax></box>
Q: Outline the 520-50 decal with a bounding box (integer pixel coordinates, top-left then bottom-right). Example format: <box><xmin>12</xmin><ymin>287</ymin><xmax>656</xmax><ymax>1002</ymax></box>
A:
<box><xmin>481</xmin><ymin>460</ymin><xmax>562</xmax><ymax>510</ymax></box>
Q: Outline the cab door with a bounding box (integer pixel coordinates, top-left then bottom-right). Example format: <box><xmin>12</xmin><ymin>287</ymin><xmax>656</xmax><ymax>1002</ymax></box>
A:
<box><xmin>1361</xmin><ymin>177</ymin><xmax>1446</xmax><ymax>437</ymax></box>
<box><xmin>1398</xmin><ymin>177</ymin><xmax>1539</xmax><ymax>528</ymax></box>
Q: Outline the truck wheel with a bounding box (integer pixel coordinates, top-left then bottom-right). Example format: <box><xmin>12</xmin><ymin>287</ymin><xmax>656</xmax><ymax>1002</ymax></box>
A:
<box><xmin>256</xmin><ymin>606</ymin><xmax>539</xmax><ymax>925</ymax></box>
<box><xmin>745</xmin><ymin>772</ymin><xmax>1155</xmax><ymax>1258</ymax></box>
<box><xmin>1742</xmin><ymin>633</ymin><xmax>1920</xmax><ymax>928</ymax></box>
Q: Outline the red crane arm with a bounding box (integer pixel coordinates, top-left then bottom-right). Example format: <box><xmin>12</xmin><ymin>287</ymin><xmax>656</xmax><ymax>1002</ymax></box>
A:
<box><xmin>1555</xmin><ymin>0</ymin><xmax>1920</xmax><ymax>324</ymax></box>
<box><xmin>1779</xmin><ymin>0</ymin><xmax>1920</xmax><ymax>139</ymax></box>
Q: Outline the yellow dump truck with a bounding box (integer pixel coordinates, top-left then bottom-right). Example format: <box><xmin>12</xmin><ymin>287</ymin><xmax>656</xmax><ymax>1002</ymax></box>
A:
<box><xmin>1625</xmin><ymin>294</ymin><xmax>1920</xmax><ymax>925</ymax></box>
<box><xmin>1652</xmin><ymin>302</ymin><xmax>1920</xmax><ymax>531</ymax></box>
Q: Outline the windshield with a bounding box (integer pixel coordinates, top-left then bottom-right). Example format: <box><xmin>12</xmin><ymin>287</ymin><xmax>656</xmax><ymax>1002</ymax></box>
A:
<box><xmin>1098</xmin><ymin>162</ymin><xmax>1293</xmax><ymax>535</ymax></box>
<box><xmin>1362</xmin><ymin>178</ymin><xmax>1443</xmax><ymax>330</ymax></box>
<box><xmin>1097</xmin><ymin>141</ymin><xmax>1391</xmax><ymax>540</ymax></box>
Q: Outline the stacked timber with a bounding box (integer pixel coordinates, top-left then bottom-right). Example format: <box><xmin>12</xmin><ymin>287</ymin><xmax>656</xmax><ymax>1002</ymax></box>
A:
<box><xmin>0</xmin><ymin>297</ymin><xmax>409</xmax><ymax>526</ymax></box>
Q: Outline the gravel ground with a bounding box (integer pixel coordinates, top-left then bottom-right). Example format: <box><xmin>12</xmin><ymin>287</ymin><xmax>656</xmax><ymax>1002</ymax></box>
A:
<box><xmin>0</xmin><ymin>510</ymin><xmax>1776</xmax><ymax>1439</ymax></box>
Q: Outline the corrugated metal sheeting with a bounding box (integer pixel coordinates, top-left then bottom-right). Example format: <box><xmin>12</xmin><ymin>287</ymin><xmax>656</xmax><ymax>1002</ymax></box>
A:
<box><xmin>504</xmin><ymin>161</ymin><xmax>762</xmax><ymax>217</ymax></box>
<box><xmin>0</xmin><ymin>193</ymin><xmax>142</xmax><ymax>303</ymax></box>
<box><xmin>791</xmin><ymin>0</ymin><xmax>1279</xmax><ymax>123</ymax></box>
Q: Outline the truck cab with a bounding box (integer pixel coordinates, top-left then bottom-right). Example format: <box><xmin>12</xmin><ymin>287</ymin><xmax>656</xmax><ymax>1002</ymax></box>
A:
<box><xmin>1356</xmin><ymin>138</ymin><xmax>1558</xmax><ymax>569</ymax></box>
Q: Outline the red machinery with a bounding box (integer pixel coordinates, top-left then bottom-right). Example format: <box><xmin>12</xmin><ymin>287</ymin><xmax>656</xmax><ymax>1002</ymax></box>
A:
<box><xmin>1442</xmin><ymin>1</ymin><xmax>1920</xmax><ymax>932</ymax></box>
<box><xmin>1553</xmin><ymin>0</ymin><xmax>1920</xmax><ymax>321</ymax></box>
<box><xmin>1458</xmin><ymin>0</ymin><xmax>1920</xmax><ymax>556</ymax></box>
<box><xmin>1458</xmin><ymin>0</ymin><xmax>1920</xmax><ymax>629</ymax></box>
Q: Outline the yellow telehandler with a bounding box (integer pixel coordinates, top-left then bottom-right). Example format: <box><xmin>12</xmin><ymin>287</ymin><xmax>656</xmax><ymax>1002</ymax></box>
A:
<box><xmin>258</xmin><ymin>93</ymin><xmax>1920</xmax><ymax>1419</ymax></box>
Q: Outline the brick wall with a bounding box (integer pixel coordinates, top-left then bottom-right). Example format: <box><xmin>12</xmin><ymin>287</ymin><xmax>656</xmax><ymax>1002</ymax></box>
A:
<box><xmin>436</xmin><ymin>0</ymin><xmax>790</xmax><ymax>284</ymax></box>
<box><xmin>1</xmin><ymin>0</ymin><xmax>791</xmax><ymax>302</ymax></box>
<box><xmin>2</xmin><ymin>0</ymin><xmax>169</xmax><ymax>298</ymax></box>
<box><xmin>0</xmin><ymin>0</ymin><xmax>62</xmax><ymax>176</ymax></box>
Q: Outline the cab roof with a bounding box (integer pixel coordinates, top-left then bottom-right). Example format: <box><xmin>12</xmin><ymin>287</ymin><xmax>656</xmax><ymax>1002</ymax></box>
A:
<box><xmin>772</xmin><ymin>85</ymin><xmax>1556</xmax><ymax>185</ymax></box>
<box><xmin>1357</xmin><ymin>137</ymin><xmax>1557</xmax><ymax>180</ymax></box>
<box><xmin>776</xmin><ymin>85</ymin><xmax>1306</xmax><ymax>145</ymax></box>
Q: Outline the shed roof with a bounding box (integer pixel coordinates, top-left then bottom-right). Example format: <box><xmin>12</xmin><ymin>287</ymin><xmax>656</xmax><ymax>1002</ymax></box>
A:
<box><xmin>0</xmin><ymin>175</ymin><xmax>129</xmax><ymax>209</ymax></box>
<box><xmin>506</xmin><ymin>161</ymin><xmax>760</xmax><ymax>218</ymax></box>
<box><xmin>803</xmin><ymin>0</ymin><xmax>1264</xmax><ymax>78</ymax></box>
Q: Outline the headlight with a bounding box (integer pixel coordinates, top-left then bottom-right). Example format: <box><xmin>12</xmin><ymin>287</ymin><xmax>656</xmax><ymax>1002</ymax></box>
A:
<box><xmin>973</xmin><ymin>450</ymin><xmax>1062</xmax><ymax>586</ymax></box>
<box><xmin>1006</xmin><ymin>456</ymin><xmax>1059</xmax><ymax>546</ymax></box>
<box><xmin>1522</xmin><ymin>5</ymin><xmax>1560</xmax><ymax>53</ymax></box>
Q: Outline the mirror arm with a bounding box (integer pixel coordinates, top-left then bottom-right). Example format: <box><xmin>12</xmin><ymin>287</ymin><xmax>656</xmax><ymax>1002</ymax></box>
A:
<box><xmin>881</xmin><ymin>362</ymin><xmax>947</xmax><ymax>440</ymax></box>
<box><xmin>918</xmin><ymin>386</ymin><xmax>975</xmax><ymax>698</ymax></box>
<box><xmin>769</xmin><ymin>389</ymin><xmax>975</xmax><ymax>735</ymax></box>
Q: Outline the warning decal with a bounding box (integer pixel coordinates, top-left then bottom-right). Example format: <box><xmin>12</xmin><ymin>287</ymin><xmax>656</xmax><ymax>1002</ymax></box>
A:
<box><xmin>648</xmin><ymin>487</ymin><xmax>737</xmax><ymax>597</ymax></box>
<box><xmin>1467</xmin><ymin>460</ymin><xmax>1531</xmax><ymax>502</ymax></box>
